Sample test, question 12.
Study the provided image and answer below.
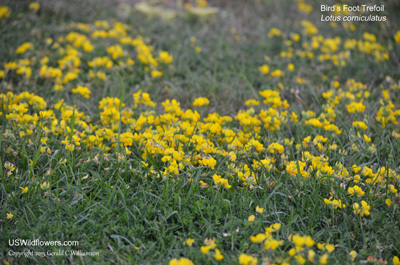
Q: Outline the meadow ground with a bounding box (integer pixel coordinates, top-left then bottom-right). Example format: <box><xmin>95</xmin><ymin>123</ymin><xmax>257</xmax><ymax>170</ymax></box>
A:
<box><xmin>1</xmin><ymin>0</ymin><xmax>400</xmax><ymax>264</ymax></box>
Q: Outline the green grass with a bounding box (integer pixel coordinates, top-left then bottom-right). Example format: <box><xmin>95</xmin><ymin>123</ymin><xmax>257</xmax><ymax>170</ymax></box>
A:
<box><xmin>1</xmin><ymin>0</ymin><xmax>400</xmax><ymax>264</ymax></box>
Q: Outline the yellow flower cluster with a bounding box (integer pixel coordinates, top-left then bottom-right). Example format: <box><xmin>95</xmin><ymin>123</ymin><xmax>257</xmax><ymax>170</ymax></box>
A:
<box><xmin>212</xmin><ymin>174</ymin><xmax>231</xmax><ymax>189</ymax></box>
<box><xmin>353</xmin><ymin>200</ymin><xmax>371</xmax><ymax>217</ymax></box>
<box><xmin>2</xmin><ymin>19</ymin><xmax>174</xmax><ymax>95</ymax></box>
<box><xmin>0</xmin><ymin>6</ymin><xmax>11</xmax><ymax>19</ymax></box>
<box><xmin>72</xmin><ymin>86</ymin><xmax>91</xmax><ymax>99</ymax></box>
<box><xmin>192</xmin><ymin>97</ymin><xmax>210</xmax><ymax>107</ymax></box>
<box><xmin>245</xmin><ymin>222</ymin><xmax>338</xmax><ymax>265</ymax></box>
<box><xmin>200</xmin><ymin>238</ymin><xmax>223</xmax><ymax>261</ymax></box>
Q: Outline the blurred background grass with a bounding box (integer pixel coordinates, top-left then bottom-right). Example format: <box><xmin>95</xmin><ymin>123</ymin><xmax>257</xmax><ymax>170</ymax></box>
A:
<box><xmin>1</xmin><ymin>0</ymin><xmax>399</xmax><ymax>115</ymax></box>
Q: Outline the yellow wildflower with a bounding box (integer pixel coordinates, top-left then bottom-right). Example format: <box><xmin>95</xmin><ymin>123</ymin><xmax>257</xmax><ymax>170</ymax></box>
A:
<box><xmin>258</xmin><ymin>64</ymin><xmax>270</xmax><ymax>75</ymax></box>
<box><xmin>238</xmin><ymin>254</ymin><xmax>258</xmax><ymax>265</ymax></box>
<box><xmin>20</xmin><ymin>187</ymin><xmax>28</xmax><ymax>194</ymax></box>
<box><xmin>353</xmin><ymin>200</ymin><xmax>370</xmax><ymax>216</ymax></box>
<box><xmin>193</xmin><ymin>97</ymin><xmax>210</xmax><ymax>107</ymax></box>
<box><xmin>169</xmin><ymin>257</ymin><xmax>194</xmax><ymax>265</ymax></box>
<box><xmin>248</xmin><ymin>215</ymin><xmax>255</xmax><ymax>222</ymax></box>
<box><xmin>182</xmin><ymin>238</ymin><xmax>194</xmax><ymax>247</ymax></box>
<box><xmin>29</xmin><ymin>2</ymin><xmax>40</xmax><ymax>11</ymax></box>
<box><xmin>255</xmin><ymin>205</ymin><xmax>264</xmax><ymax>214</ymax></box>
<box><xmin>72</xmin><ymin>86</ymin><xmax>91</xmax><ymax>99</ymax></box>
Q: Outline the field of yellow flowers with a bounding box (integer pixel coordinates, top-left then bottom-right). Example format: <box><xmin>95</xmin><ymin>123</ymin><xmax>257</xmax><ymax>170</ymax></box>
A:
<box><xmin>1</xmin><ymin>0</ymin><xmax>400</xmax><ymax>264</ymax></box>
